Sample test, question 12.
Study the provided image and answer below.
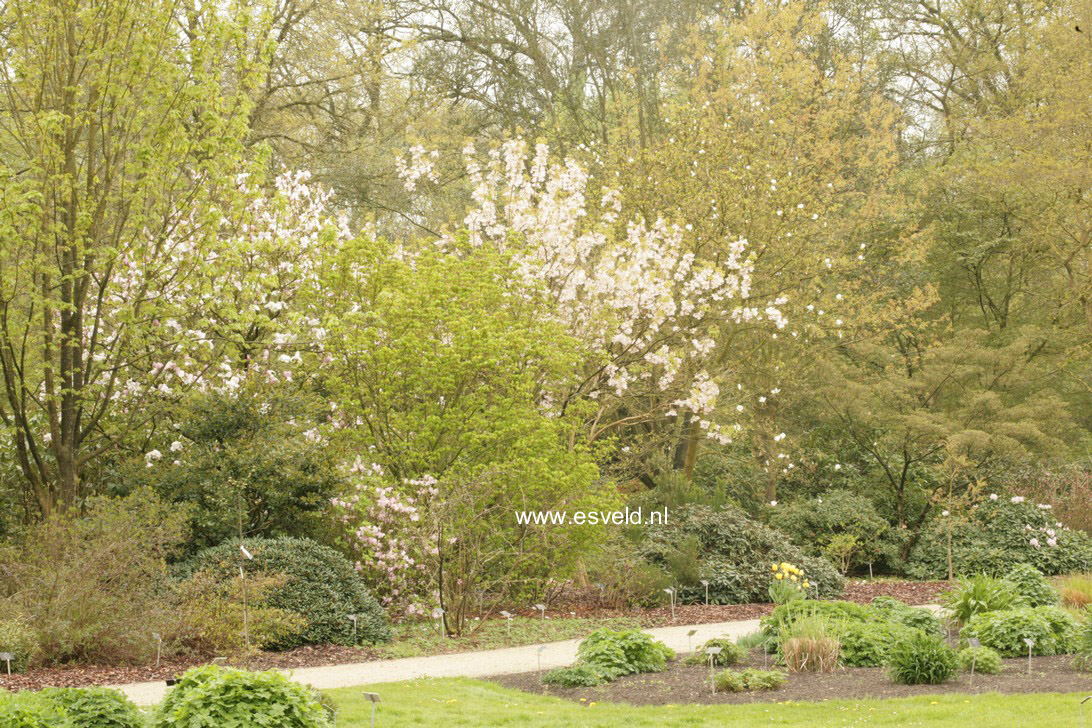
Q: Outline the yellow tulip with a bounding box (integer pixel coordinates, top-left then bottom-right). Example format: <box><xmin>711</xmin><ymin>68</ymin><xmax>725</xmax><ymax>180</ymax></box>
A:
<box><xmin>790</xmin><ymin>575</ymin><xmax>798</xmax><ymax>581</ymax></box>
<box><xmin>771</xmin><ymin>564</ymin><xmax>778</xmax><ymax>572</ymax></box>
<box><xmin>775</xmin><ymin>573</ymin><xmax>784</xmax><ymax>580</ymax></box>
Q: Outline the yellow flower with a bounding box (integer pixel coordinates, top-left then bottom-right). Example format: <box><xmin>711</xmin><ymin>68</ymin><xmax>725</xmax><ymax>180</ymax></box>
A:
<box><xmin>771</xmin><ymin>564</ymin><xmax>778</xmax><ymax>572</ymax></box>
<box><xmin>780</xmin><ymin>562</ymin><xmax>789</xmax><ymax>570</ymax></box>
<box><xmin>803</xmin><ymin>581</ymin><xmax>810</xmax><ymax>588</ymax></box>
<box><xmin>775</xmin><ymin>573</ymin><xmax>784</xmax><ymax>580</ymax></box>
<box><xmin>790</xmin><ymin>575</ymin><xmax>798</xmax><ymax>582</ymax></box>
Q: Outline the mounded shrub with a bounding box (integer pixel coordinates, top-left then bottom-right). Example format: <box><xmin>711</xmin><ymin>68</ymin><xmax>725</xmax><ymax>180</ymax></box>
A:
<box><xmin>956</xmin><ymin>646</ymin><xmax>1003</xmax><ymax>675</ymax></box>
<box><xmin>575</xmin><ymin>629</ymin><xmax>675</xmax><ymax>678</ymax></box>
<box><xmin>0</xmin><ymin>490</ymin><xmax>189</xmax><ymax>665</ymax></box>
<box><xmin>176</xmin><ymin>537</ymin><xmax>390</xmax><ymax>648</ymax></box>
<box><xmin>840</xmin><ymin>621</ymin><xmax>924</xmax><ymax>667</ymax></box>
<box><xmin>888</xmin><ymin>632</ymin><xmax>956</xmax><ymax>685</ymax></box>
<box><xmin>714</xmin><ymin>668</ymin><xmax>787</xmax><ymax>692</ymax></box>
<box><xmin>0</xmin><ymin>619</ymin><xmax>39</xmax><ymax>673</ymax></box>
<box><xmin>768</xmin><ymin>490</ymin><xmax>897</xmax><ymax>573</ymax></box>
<box><xmin>683</xmin><ymin>638</ymin><xmax>748</xmax><ymax>667</ymax></box>
<box><xmin>38</xmin><ymin>688</ymin><xmax>144</xmax><ymax>728</ymax></box>
<box><xmin>963</xmin><ymin>606</ymin><xmax>1079</xmax><ymax>657</ymax></box>
<box><xmin>640</xmin><ymin>505</ymin><xmax>843</xmax><ymax>605</ymax></box>
<box><xmin>906</xmin><ymin>497</ymin><xmax>1092</xmax><ymax>579</ymax></box>
<box><xmin>0</xmin><ymin>691</ymin><xmax>71</xmax><ymax>728</ymax></box>
<box><xmin>1002</xmin><ymin>564</ymin><xmax>1056</xmax><ymax>607</ymax></box>
<box><xmin>543</xmin><ymin>629</ymin><xmax>674</xmax><ymax>686</ymax></box>
<box><xmin>541</xmin><ymin>664</ymin><xmax>607</xmax><ymax>687</ymax></box>
<box><xmin>153</xmin><ymin>666</ymin><xmax>330</xmax><ymax>728</ymax></box>
<box><xmin>870</xmin><ymin>597</ymin><xmax>944</xmax><ymax>636</ymax></box>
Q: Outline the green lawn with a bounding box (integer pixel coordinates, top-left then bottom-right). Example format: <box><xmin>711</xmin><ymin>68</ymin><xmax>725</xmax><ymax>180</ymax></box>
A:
<box><xmin>328</xmin><ymin>678</ymin><xmax>1091</xmax><ymax>727</ymax></box>
<box><xmin>374</xmin><ymin>616</ymin><xmax>642</xmax><ymax>659</ymax></box>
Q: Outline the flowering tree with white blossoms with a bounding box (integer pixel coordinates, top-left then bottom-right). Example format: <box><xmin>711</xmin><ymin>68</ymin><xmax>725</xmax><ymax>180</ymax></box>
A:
<box><xmin>0</xmin><ymin>0</ymin><xmax>348</xmax><ymax>515</ymax></box>
<box><xmin>453</xmin><ymin>138</ymin><xmax>787</xmax><ymax>465</ymax></box>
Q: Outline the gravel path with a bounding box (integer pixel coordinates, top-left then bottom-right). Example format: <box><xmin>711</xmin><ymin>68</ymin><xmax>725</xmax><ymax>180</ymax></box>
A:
<box><xmin>113</xmin><ymin>605</ymin><xmax>945</xmax><ymax>706</ymax></box>
<box><xmin>113</xmin><ymin>617</ymin><xmax>763</xmax><ymax>706</ymax></box>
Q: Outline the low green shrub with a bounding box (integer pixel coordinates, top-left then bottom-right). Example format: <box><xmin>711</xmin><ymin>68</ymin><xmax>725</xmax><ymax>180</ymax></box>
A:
<box><xmin>541</xmin><ymin>664</ymin><xmax>607</xmax><ymax>687</ymax></box>
<box><xmin>0</xmin><ymin>490</ymin><xmax>189</xmax><ymax>665</ymax></box>
<box><xmin>576</xmin><ymin>629</ymin><xmax>674</xmax><ymax>678</ymax></box>
<box><xmin>542</xmin><ymin>629</ymin><xmax>674</xmax><ymax>686</ymax></box>
<box><xmin>38</xmin><ymin>688</ymin><xmax>144</xmax><ymax>728</ymax></box>
<box><xmin>870</xmin><ymin>597</ymin><xmax>944</xmax><ymax>636</ymax></box>
<box><xmin>167</xmin><ymin>570</ymin><xmax>307</xmax><ymax>657</ymax></box>
<box><xmin>714</xmin><ymin>668</ymin><xmax>787</xmax><ymax>692</ymax></box>
<box><xmin>840</xmin><ymin>621</ymin><xmax>923</xmax><ymax>667</ymax></box>
<box><xmin>963</xmin><ymin>606</ymin><xmax>1079</xmax><ymax>656</ymax></box>
<box><xmin>0</xmin><ymin>618</ymin><xmax>39</xmax><ymax>673</ymax></box>
<box><xmin>152</xmin><ymin>665</ymin><xmax>330</xmax><ymax>727</ymax></box>
<box><xmin>0</xmin><ymin>691</ymin><xmax>71</xmax><ymax>728</ymax></box>
<box><xmin>683</xmin><ymin>638</ymin><xmax>748</xmax><ymax>667</ymax></box>
<box><xmin>176</xmin><ymin>537</ymin><xmax>390</xmax><ymax>648</ymax></box>
<box><xmin>1074</xmin><ymin>613</ymin><xmax>1092</xmax><ymax>671</ymax></box>
<box><xmin>888</xmin><ymin>633</ymin><xmax>956</xmax><ymax>685</ymax></box>
<box><xmin>942</xmin><ymin>575</ymin><xmax>1025</xmax><ymax>624</ymax></box>
<box><xmin>956</xmin><ymin>646</ymin><xmax>1003</xmax><ymax>675</ymax></box>
<box><xmin>768</xmin><ymin>490</ymin><xmax>896</xmax><ymax>574</ymax></box>
<box><xmin>1003</xmin><ymin>564</ymin><xmax>1056</xmax><ymax>607</ymax></box>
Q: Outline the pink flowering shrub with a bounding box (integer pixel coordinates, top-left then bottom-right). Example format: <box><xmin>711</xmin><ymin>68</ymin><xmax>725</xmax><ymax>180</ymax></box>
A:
<box><xmin>330</xmin><ymin>463</ymin><xmax>434</xmax><ymax>617</ymax></box>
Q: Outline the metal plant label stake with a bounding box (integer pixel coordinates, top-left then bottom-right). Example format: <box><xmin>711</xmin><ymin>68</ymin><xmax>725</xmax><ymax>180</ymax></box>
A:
<box><xmin>705</xmin><ymin>646</ymin><xmax>722</xmax><ymax>694</ymax></box>
<box><xmin>687</xmin><ymin>629</ymin><xmax>698</xmax><ymax>652</ymax></box>
<box><xmin>362</xmin><ymin>691</ymin><xmax>380</xmax><ymax>728</ymax></box>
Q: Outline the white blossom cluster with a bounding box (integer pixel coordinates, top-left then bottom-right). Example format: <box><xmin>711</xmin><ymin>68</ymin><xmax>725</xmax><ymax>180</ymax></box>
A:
<box><xmin>451</xmin><ymin>139</ymin><xmax>788</xmax><ymax>442</ymax></box>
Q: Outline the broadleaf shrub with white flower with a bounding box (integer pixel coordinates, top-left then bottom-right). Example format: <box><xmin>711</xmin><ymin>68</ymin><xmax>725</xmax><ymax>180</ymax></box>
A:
<box><xmin>905</xmin><ymin>495</ymin><xmax>1092</xmax><ymax>578</ymax></box>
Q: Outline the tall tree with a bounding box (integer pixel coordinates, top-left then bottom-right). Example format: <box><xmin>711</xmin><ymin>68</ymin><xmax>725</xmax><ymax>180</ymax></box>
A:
<box><xmin>0</xmin><ymin>0</ymin><xmax>264</xmax><ymax>514</ymax></box>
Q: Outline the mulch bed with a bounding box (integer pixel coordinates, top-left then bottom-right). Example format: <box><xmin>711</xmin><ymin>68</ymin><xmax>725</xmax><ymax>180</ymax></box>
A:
<box><xmin>0</xmin><ymin>579</ymin><xmax>951</xmax><ymax>693</ymax></box>
<box><xmin>506</xmin><ymin>578</ymin><xmax>951</xmax><ymax>626</ymax></box>
<box><xmin>493</xmin><ymin>651</ymin><xmax>1090</xmax><ymax>705</ymax></box>
<box><xmin>0</xmin><ymin>644</ymin><xmax>382</xmax><ymax>693</ymax></box>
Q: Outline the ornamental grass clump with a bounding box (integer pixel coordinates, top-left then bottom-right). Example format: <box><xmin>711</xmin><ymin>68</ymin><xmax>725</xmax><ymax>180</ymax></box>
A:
<box><xmin>768</xmin><ymin>562</ymin><xmax>810</xmax><ymax>604</ymax></box>
<box><xmin>888</xmin><ymin>633</ymin><xmax>956</xmax><ymax>685</ymax></box>
<box><xmin>780</xmin><ymin>614</ymin><xmax>841</xmax><ymax>673</ymax></box>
